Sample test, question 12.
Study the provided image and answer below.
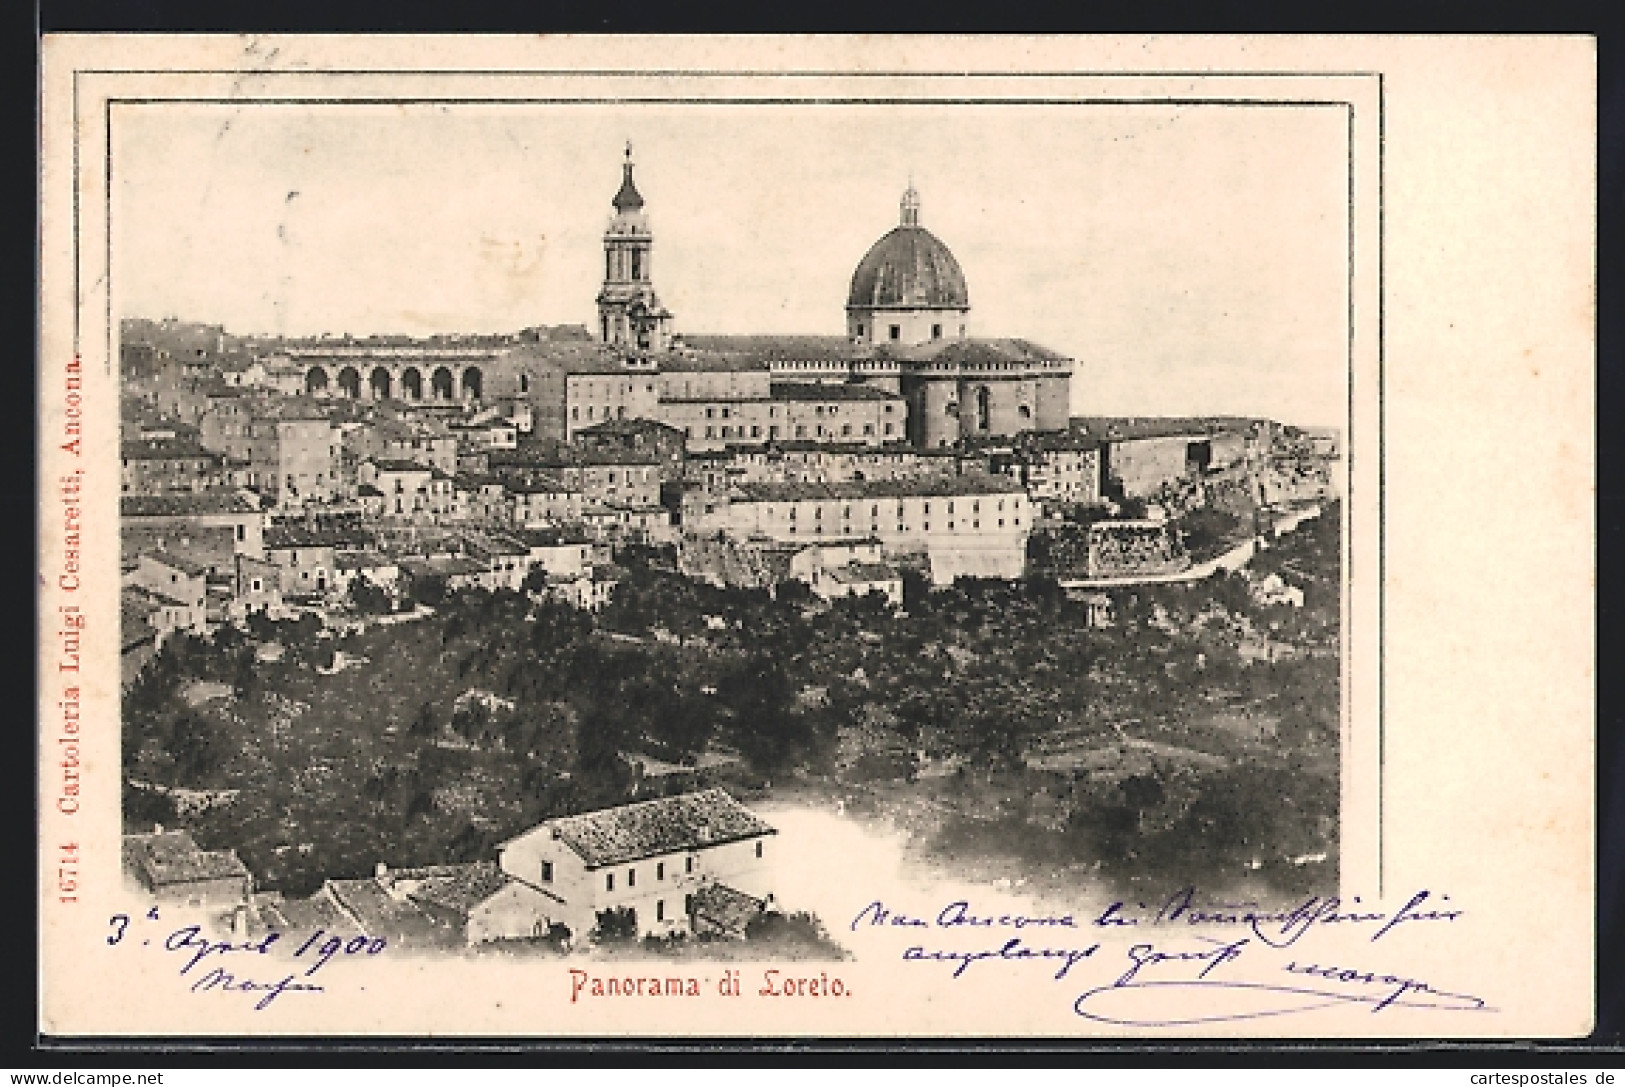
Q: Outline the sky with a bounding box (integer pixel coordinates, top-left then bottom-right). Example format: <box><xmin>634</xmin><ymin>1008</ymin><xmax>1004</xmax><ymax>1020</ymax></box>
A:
<box><xmin>114</xmin><ymin>101</ymin><xmax>1350</xmax><ymax>426</ymax></box>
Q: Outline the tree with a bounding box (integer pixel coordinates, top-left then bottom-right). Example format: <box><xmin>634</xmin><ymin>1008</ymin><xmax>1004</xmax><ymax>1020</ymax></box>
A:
<box><xmin>900</xmin><ymin>568</ymin><xmax>932</xmax><ymax>612</ymax></box>
<box><xmin>717</xmin><ymin>653</ymin><xmax>808</xmax><ymax>777</ymax></box>
<box><xmin>409</xmin><ymin>702</ymin><xmax>440</xmax><ymax>739</ymax></box>
<box><xmin>168</xmin><ymin>710</ymin><xmax>228</xmax><ymax>786</ymax></box>
<box><xmin>348</xmin><ymin>574</ymin><xmax>392</xmax><ymax>615</ymax></box>
<box><xmin>411</xmin><ymin>574</ymin><xmax>448</xmax><ymax>608</ymax></box>
<box><xmin>591</xmin><ymin>906</ymin><xmax>640</xmax><ymax>945</ymax></box>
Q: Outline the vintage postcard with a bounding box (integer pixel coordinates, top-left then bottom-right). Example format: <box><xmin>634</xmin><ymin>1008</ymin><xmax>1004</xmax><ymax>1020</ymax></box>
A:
<box><xmin>37</xmin><ymin>35</ymin><xmax>1594</xmax><ymax>1039</ymax></box>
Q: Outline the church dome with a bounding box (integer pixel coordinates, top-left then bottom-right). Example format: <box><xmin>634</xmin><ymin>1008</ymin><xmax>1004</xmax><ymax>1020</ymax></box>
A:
<box><xmin>847</xmin><ymin>186</ymin><xmax>969</xmax><ymax>311</ymax></box>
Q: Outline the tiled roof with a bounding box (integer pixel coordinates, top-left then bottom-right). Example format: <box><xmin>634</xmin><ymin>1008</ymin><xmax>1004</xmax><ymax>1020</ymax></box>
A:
<box><xmin>143</xmin><ymin>548</ymin><xmax>211</xmax><ymax>577</ymax></box>
<box><xmin>502</xmin><ymin>342</ymin><xmax>637</xmax><ymax>375</ymax></box>
<box><xmin>334</xmin><ymin>550</ymin><xmax>394</xmax><ymax>570</ymax></box>
<box><xmin>732</xmin><ymin>475</ymin><xmax>1025</xmax><ymax>503</ymax></box>
<box><xmin>689</xmin><ymin>882</ymin><xmax>767</xmax><ymax>935</ymax></box>
<box><xmin>530</xmin><ymin>789</ymin><xmax>776</xmax><ymax>869</ymax></box>
<box><xmin>505</xmin><ymin>476</ymin><xmax>578</xmax><ymax>495</ymax></box>
<box><xmin>121</xmin><ymin>493</ymin><xmax>259</xmax><ymax>518</ymax></box>
<box><xmin>493</xmin><ymin>446</ymin><xmax>658</xmax><ymax>469</ymax></box>
<box><xmin>513</xmin><ymin>526</ymin><xmax>593</xmax><ymax>548</ymax></box>
<box><xmin>265</xmin><ymin>525</ymin><xmax>367</xmax><ymax>550</ymax></box>
<box><xmin>322</xmin><ymin>879</ymin><xmax>458</xmax><ymax>948</ymax></box>
<box><xmin>122</xmin><ymin>526</ymin><xmax>236</xmax><ymax>569</ymax></box>
<box><xmin>259</xmin><ymin>891</ymin><xmax>363</xmax><ymax>937</ymax></box>
<box><xmin>386</xmin><ymin>862</ymin><xmax>513</xmax><ymax>916</ymax></box>
<box><xmin>677</xmin><ymin>335</ymin><xmax>862</xmax><ymax>362</ymax></box>
<box><xmin>768</xmin><ymin>382</ymin><xmax>899</xmax><ymax>402</ymax></box>
<box><xmin>121</xmin><ymin>437</ymin><xmax>221</xmax><ymax>461</ymax></box>
<box><xmin>575</xmin><ymin>417</ymin><xmax>684</xmax><ymax>438</ymax></box>
<box><xmin>830</xmin><ymin>561</ymin><xmax>901</xmax><ymax>584</ymax></box>
<box><xmin>399</xmin><ymin>555</ymin><xmax>487</xmax><ymax>577</ymax></box>
<box><xmin>463</xmin><ymin>533</ymin><xmax>529</xmax><ymax>558</ymax></box>
<box><xmin>886</xmin><ymin>337</ymin><xmax>1071</xmax><ymax>365</ymax></box>
<box><xmin>122</xmin><ymin>830</ymin><xmax>251</xmax><ymax>889</ymax></box>
<box><xmin>369</xmin><ymin>458</ymin><xmax>433</xmax><ymax>473</ymax></box>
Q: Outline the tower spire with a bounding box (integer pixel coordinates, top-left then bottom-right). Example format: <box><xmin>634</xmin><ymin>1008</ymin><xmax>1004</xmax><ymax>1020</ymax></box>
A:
<box><xmin>613</xmin><ymin>142</ymin><xmax>644</xmax><ymax>212</ymax></box>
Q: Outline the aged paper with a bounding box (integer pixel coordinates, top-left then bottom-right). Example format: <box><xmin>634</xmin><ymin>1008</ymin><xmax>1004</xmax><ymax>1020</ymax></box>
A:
<box><xmin>38</xmin><ymin>35</ymin><xmax>1594</xmax><ymax>1038</ymax></box>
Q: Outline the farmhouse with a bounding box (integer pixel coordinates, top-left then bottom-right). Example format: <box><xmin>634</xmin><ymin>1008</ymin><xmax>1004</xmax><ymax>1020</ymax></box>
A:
<box><xmin>498</xmin><ymin>788</ymin><xmax>776</xmax><ymax>940</ymax></box>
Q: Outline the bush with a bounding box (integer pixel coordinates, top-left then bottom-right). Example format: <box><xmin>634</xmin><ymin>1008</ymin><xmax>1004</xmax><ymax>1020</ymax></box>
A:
<box><xmin>742</xmin><ymin>910</ymin><xmax>849</xmax><ymax>960</ymax></box>
<box><xmin>591</xmin><ymin>906</ymin><xmax>640</xmax><ymax>945</ymax></box>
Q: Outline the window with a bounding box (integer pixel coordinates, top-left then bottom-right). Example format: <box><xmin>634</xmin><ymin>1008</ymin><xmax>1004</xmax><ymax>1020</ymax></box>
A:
<box><xmin>656</xmin><ymin>900</ymin><xmax>665</xmax><ymax>922</ymax></box>
<box><xmin>932</xmin><ymin>324</ymin><xmax>942</xmax><ymax>339</ymax></box>
<box><xmin>235</xmin><ymin>524</ymin><xmax>246</xmax><ymax>542</ymax></box>
<box><xmin>889</xmin><ymin>325</ymin><xmax>901</xmax><ymax>341</ymax></box>
<box><xmin>685</xmin><ymin>893</ymin><xmax>694</xmax><ymax>915</ymax></box>
<box><xmin>541</xmin><ymin>861</ymin><xmax>554</xmax><ymax>883</ymax></box>
<box><xmin>606</xmin><ymin>873</ymin><xmax>615</xmax><ymax>892</ymax></box>
<box><xmin>706</xmin><ymin>407</ymin><xmax>715</xmax><ymax>419</ymax></box>
<box><xmin>685</xmin><ymin>857</ymin><xmax>694</xmax><ymax>875</ymax></box>
<box><xmin>656</xmin><ymin>862</ymin><xmax>665</xmax><ymax>881</ymax></box>
<box><xmin>755</xmin><ymin>841</ymin><xmax>764</xmax><ymax>859</ymax></box>
<box><xmin>520</xmin><ymin>374</ymin><xmax>530</xmax><ymax>394</ymax></box>
<box><xmin>628</xmin><ymin>868</ymin><xmax>636</xmax><ymax>888</ymax></box>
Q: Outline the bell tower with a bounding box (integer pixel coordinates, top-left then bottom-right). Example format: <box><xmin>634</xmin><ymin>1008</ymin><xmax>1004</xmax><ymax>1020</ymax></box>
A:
<box><xmin>596</xmin><ymin>144</ymin><xmax>672</xmax><ymax>355</ymax></box>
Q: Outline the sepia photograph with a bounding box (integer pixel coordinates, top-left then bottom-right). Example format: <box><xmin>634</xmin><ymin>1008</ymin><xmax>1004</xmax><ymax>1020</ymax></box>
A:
<box><xmin>38</xmin><ymin>36</ymin><xmax>1593</xmax><ymax>1039</ymax></box>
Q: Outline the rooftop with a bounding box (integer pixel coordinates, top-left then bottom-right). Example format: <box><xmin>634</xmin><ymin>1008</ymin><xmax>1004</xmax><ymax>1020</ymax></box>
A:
<box><xmin>321</xmin><ymin>878</ymin><xmax>457</xmax><ymax>948</ymax></box>
<box><xmin>768</xmin><ymin>382</ymin><xmax>899</xmax><ymax>402</ymax></box>
<box><xmin>368</xmin><ymin>458</ymin><xmax>434</xmax><ymax>474</ymax></box>
<box><xmin>121</xmin><ymin>493</ymin><xmax>259</xmax><ymax>518</ymax></box>
<box><xmin>142</xmin><ymin>548</ymin><xmax>211</xmax><ymax>577</ymax></box>
<box><xmin>383</xmin><ymin>862</ymin><xmax>517</xmax><ymax>916</ymax></box>
<box><xmin>733</xmin><ymin>475</ymin><xmax>1025</xmax><ymax>503</ymax></box>
<box><xmin>517</xmin><ymin>788</ymin><xmax>776</xmax><ymax>869</ymax></box>
<box><xmin>830</xmin><ymin>561</ymin><xmax>902</xmax><ymax>584</ymax></box>
<box><xmin>121</xmin><ymin>437</ymin><xmax>221</xmax><ymax>461</ymax></box>
<box><xmin>122</xmin><ymin>830</ymin><xmax>251</xmax><ymax>889</ymax></box>
<box><xmin>265</xmin><ymin>525</ymin><xmax>369</xmax><ymax>550</ymax></box>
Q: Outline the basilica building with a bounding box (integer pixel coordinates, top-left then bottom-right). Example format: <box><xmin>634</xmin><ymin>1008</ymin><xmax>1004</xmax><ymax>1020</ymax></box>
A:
<box><xmin>279</xmin><ymin>150</ymin><xmax>1074</xmax><ymax>451</ymax></box>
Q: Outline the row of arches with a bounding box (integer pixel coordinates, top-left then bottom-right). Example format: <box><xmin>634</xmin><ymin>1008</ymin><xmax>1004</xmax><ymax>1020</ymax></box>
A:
<box><xmin>305</xmin><ymin>365</ymin><xmax>483</xmax><ymax>401</ymax></box>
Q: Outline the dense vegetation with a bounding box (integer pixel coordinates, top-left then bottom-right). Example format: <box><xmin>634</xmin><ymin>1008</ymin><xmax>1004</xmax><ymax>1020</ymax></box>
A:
<box><xmin>124</xmin><ymin>502</ymin><xmax>1341</xmax><ymax>901</ymax></box>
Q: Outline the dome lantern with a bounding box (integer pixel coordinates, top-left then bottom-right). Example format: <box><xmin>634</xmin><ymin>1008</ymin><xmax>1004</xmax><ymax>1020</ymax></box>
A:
<box><xmin>900</xmin><ymin>180</ymin><xmax>921</xmax><ymax>226</ymax></box>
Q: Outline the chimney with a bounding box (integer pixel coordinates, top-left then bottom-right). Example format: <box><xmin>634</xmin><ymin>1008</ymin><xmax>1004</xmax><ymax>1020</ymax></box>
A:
<box><xmin>153</xmin><ymin>822</ymin><xmax>165</xmax><ymax>835</ymax></box>
<box><xmin>231</xmin><ymin>903</ymin><xmax>250</xmax><ymax>937</ymax></box>
<box><xmin>374</xmin><ymin>861</ymin><xmax>388</xmax><ymax>881</ymax></box>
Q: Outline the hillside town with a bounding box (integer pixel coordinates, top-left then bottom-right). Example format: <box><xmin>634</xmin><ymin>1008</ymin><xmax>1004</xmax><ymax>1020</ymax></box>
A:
<box><xmin>120</xmin><ymin>152</ymin><xmax>1342</xmax><ymax>952</ymax></box>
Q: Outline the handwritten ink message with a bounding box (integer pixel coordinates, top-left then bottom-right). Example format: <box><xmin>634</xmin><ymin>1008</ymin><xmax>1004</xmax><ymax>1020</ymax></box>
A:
<box><xmin>852</xmin><ymin>887</ymin><xmax>1489</xmax><ymax>1026</ymax></box>
<box><xmin>104</xmin><ymin>908</ymin><xmax>387</xmax><ymax>1011</ymax></box>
